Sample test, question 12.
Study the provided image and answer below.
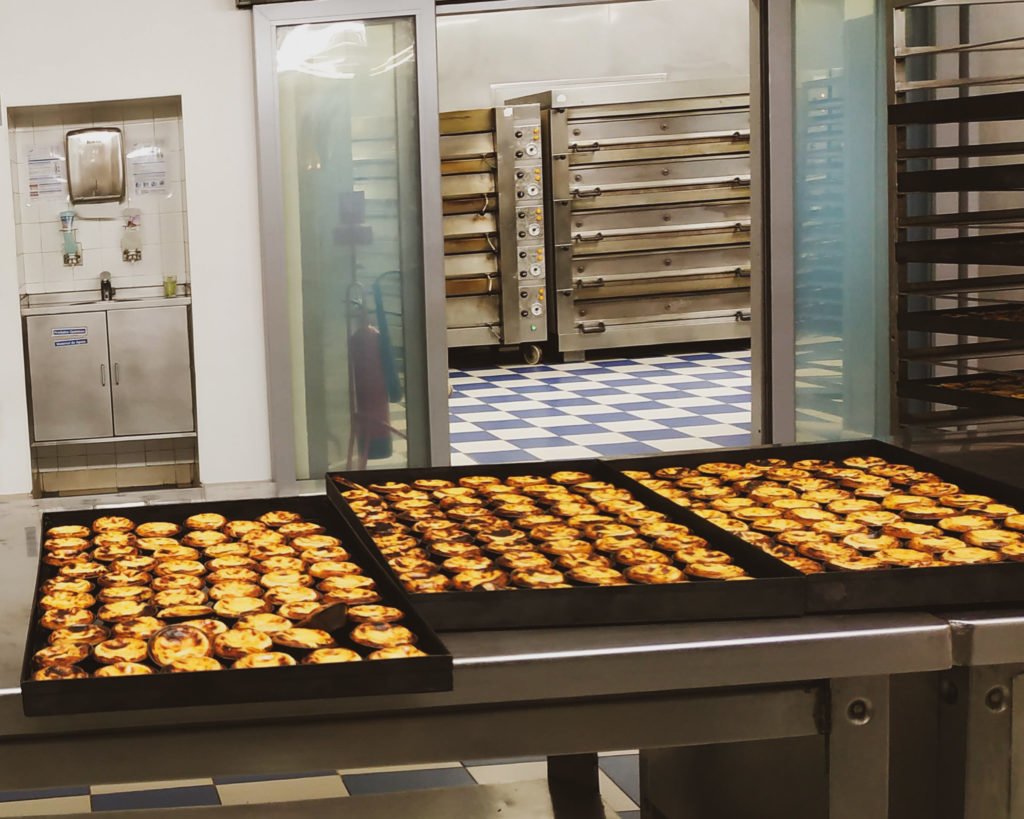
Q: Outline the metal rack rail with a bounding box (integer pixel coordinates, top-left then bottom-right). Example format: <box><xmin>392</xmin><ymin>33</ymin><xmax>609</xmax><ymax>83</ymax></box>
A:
<box><xmin>890</xmin><ymin>1</ymin><xmax>1024</xmax><ymax>443</ymax></box>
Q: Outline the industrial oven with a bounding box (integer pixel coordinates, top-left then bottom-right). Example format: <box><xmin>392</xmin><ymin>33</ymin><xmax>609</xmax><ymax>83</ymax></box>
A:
<box><xmin>511</xmin><ymin>81</ymin><xmax>753</xmax><ymax>359</ymax></box>
<box><xmin>442</xmin><ymin>105</ymin><xmax>548</xmax><ymax>363</ymax></box>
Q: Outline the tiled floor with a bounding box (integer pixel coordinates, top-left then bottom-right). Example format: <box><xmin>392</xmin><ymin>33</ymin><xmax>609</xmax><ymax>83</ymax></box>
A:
<box><xmin>449</xmin><ymin>349</ymin><xmax>752</xmax><ymax>464</ymax></box>
<box><xmin>0</xmin><ymin>753</ymin><xmax>639</xmax><ymax>815</ymax></box>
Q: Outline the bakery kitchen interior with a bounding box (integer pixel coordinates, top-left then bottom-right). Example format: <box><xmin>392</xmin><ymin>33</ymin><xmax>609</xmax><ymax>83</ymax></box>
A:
<box><xmin>0</xmin><ymin>1</ymin><xmax>1023</xmax><ymax>819</ymax></box>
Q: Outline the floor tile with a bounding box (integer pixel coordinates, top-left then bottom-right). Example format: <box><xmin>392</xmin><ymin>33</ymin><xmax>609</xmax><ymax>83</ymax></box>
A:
<box><xmin>598</xmin><ymin>770</ymin><xmax>639</xmax><ymax>812</ymax></box>
<box><xmin>451</xmin><ymin>440</ymin><xmax>519</xmax><ymax>454</ymax></box>
<box><xmin>339</xmin><ymin>763</ymin><xmax>465</xmax><ymax>777</ymax></box>
<box><xmin>91</xmin><ymin>785</ymin><xmax>220</xmax><ymax>812</ymax></box>
<box><xmin>0</xmin><ymin>786</ymin><xmax>89</xmax><ymax>804</ymax></box>
<box><xmin>91</xmin><ymin>778</ymin><xmax>214</xmax><ymax>796</ymax></box>
<box><xmin>342</xmin><ymin>767</ymin><xmax>474</xmax><ymax>796</ymax></box>
<box><xmin>449</xmin><ymin>349</ymin><xmax>751</xmax><ymax>466</ymax></box>
<box><xmin>213</xmin><ymin>771</ymin><xmax>338</xmax><ymax>786</ymax></box>
<box><xmin>0</xmin><ymin>795</ymin><xmax>93</xmax><ymax>817</ymax></box>
<box><xmin>599</xmin><ymin>754</ymin><xmax>641</xmax><ymax>806</ymax></box>
<box><xmin>463</xmin><ymin>756</ymin><xmax>547</xmax><ymax>767</ymax></box>
<box><xmin>217</xmin><ymin>775</ymin><xmax>348</xmax><ymax>805</ymax></box>
<box><xmin>466</xmin><ymin>762</ymin><xmax>548</xmax><ymax>786</ymax></box>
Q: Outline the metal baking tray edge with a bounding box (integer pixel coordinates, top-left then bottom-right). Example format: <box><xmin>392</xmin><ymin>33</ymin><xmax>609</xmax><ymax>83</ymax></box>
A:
<box><xmin>898</xmin><ymin>371</ymin><xmax>1024</xmax><ymax>417</ymax></box>
<box><xmin>21</xmin><ymin>495</ymin><xmax>453</xmax><ymax>717</ymax></box>
<box><xmin>609</xmin><ymin>439</ymin><xmax>1024</xmax><ymax>614</ymax></box>
<box><xmin>326</xmin><ymin>459</ymin><xmax>805</xmax><ymax>632</ymax></box>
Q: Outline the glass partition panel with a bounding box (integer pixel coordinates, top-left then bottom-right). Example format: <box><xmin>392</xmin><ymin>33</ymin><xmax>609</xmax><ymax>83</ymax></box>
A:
<box><xmin>270</xmin><ymin>16</ymin><xmax>426</xmax><ymax>480</ymax></box>
<box><xmin>792</xmin><ymin>0</ymin><xmax>890</xmax><ymax>441</ymax></box>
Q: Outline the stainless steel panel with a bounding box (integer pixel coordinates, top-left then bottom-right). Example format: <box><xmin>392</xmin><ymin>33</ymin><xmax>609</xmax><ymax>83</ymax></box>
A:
<box><xmin>569</xmin><ymin>110</ymin><xmax>750</xmax><ymax>145</ymax></box>
<box><xmin>570</xmin><ymin>201</ymin><xmax>750</xmax><ymax>234</ymax></box>
<box><xmin>439</xmin><ymin>132</ymin><xmax>495</xmax><ymax>159</ymax></box>
<box><xmin>107</xmin><ymin>306</ymin><xmax>194</xmax><ymax>436</ymax></box>
<box><xmin>572</xmin><ymin>291</ymin><xmax>750</xmax><ymax>323</ymax></box>
<box><xmin>571</xmin><ymin>222</ymin><xmax>751</xmax><ymax>256</ymax></box>
<box><xmin>441</xmin><ymin>172</ymin><xmax>495</xmax><ymax>199</ymax></box>
<box><xmin>443</xmin><ymin>212</ymin><xmax>497</xmax><ymax>238</ymax></box>
<box><xmin>496</xmin><ymin>105</ymin><xmax>548</xmax><ymax>347</ymax></box>
<box><xmin>65</xmin><ymin>128</ymin><xmax>125</xmax><ymax>204</ymax></box>
<box><xmin>557</xmin><ymin>314</ymin><xmax>751</xmax><ymax>353</ymax></box>
<box><xmin>575</xmin><ymin>268</ymin><xmax>751</xmax><ymax>300</ymax></box>
<box><xmin>445</xmin><ymin>252</ymin><xmax>498</xmax><ymax>278</ymax></box>
<box><xmin>446</xmin><ymin>293</ymin><xmax>501</xmax><ymax>328</ymax></box>
<box><xmin>569</xmin><ymin>156</ymin><xmax>750</xmax><ymax>190</ymax></box>
<box><xmin>25</xmin><ymin>312</ymin><xmax>113</xmax><ymax>442</ymax></box>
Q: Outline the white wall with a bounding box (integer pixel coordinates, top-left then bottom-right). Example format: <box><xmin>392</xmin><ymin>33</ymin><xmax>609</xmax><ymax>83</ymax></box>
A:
<box><xmin>0</xmin><ymin>0</ymin><xmax>270</xmax><ymax>494</ymax></box>
<box><xmin>436</xmin><ymin>0</ymin><xmax>750</xmax><ymax>111</ymax></box>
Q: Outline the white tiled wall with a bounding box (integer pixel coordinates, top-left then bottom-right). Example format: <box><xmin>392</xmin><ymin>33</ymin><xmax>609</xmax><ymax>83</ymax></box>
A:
<box><xmin>8</xmin><ymin>98</ymin><xmax>189</xmax><ymax>295</ymax></box>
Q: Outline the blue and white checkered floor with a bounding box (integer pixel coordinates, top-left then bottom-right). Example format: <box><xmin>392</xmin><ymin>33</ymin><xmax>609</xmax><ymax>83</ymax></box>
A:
<box><xmin>0</xmin><ymin>753</ymin><xmax>640</xmax><ymax>816</ymax></box>
<box><xmin>450</xmin><ymin>349</ymin><xmax>752</xmax><ymax>464</ymax></box>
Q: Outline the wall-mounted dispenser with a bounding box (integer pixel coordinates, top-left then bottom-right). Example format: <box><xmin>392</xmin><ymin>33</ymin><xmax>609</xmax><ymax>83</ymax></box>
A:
<box><xmin>58</xmin><ymin>210</ymin><xmax>81</xmax><ymax>266</ymax></box>
<box><xmin>121</xmin><ymin>208</ymin><xmax>142</xmax><ymax>262</ymax></box>
<box><xmin>66</xmin><ymin>127</ymin><xmax>125</xmax><ymax>204</ymax></box>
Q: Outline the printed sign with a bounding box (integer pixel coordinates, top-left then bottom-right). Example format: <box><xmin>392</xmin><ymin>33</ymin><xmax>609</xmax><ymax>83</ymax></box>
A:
<box><xmin>27</xmin><ymin>146</ymin><xmax>67</xmax><ymax>200</ymax></box>
<box><xmin>52</xmin><ymin>327</ymin><xmax>87</xmax><ymax>337</ymax></box>
<box><xmin>54</xmin><ymin>339</ymin><xmax>88</xmax><ymax>348</ymax></box>
<box><xmin>128</xmin><ymin>143</ymin><xmax>168</xmax><ymax>196</ymax></box>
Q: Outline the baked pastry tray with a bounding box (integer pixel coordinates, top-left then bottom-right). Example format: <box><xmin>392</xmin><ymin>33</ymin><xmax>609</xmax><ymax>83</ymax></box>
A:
<box><xmin>326</xmin><ymin>460</ymin><xmax>804</xmax><ymax>631</ymax></box>
<box><xmin>898</xmin><ymin>371</ymin><xmax>1024</xmax><ymax>417</ymax></box>
<box><xmin>21</xmin><ymin>496</ymin><xmax>453</xmax><ymax>717</ymax></box>
<box><xmin>899</xmin><ymin>304</ymin><xmax>1024</xmax><ymax>340</ymax></box>
<box><xmin>611</xmin><ymin>440</ymin><xmax>1024</xmax><ymax>614</ymax></box>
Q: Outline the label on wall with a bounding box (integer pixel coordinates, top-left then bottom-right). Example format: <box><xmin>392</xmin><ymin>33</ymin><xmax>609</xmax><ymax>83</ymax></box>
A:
<box><xmin>27</xmin><ymin>146</ymin><xmax>67</xmax><ymax>199</ymax></box>
<box><xmin>54</xmin><ymin>338</ymin><xmax>88</xmax><ymax>347</ymax></box>
<box><xmin>52</xmin><ymin>327</ymin><xmax>87</xmax><ymax>337</ymax></box>
<box><xmin>129</xmin><ymin>143</ymin><xmax>167</xmax><ymax>196</ymax></box>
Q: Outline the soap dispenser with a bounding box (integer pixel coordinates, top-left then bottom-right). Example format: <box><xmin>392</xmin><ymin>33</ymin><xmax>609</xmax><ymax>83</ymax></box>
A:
<box><xmin>58</xmin><ymin>210</ymin><xmax>81</xmax><ymax>267</ymax></box>
<box><xmin>121</xmin><ymin>208</ymin><xmax>142</xmax><ymax>263</ymax></box>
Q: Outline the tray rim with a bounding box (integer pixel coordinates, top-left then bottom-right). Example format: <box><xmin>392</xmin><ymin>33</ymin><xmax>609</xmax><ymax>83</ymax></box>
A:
<box><xmin>326</xmin><ymin>458</ymin><xmax>806</xmax><ymax>632</ymax></box>
<box><xmin>21</xmin><ymin>494</ymin><xmax>453</xmax><ymax>718</ymax></box>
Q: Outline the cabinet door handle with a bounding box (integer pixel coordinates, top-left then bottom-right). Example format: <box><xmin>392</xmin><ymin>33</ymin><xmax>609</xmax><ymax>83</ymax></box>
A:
<box><xmin>113</xmin><ymin>363</ymin><xmax>120</xmax><ymax>385</ymax></box>
<box><xmin>100</xmin><ymin>364</ymin><xmax>107</xmax><ymax>386</ymax></box>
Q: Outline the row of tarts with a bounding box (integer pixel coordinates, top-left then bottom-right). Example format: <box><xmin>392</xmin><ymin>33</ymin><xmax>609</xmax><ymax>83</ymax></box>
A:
<box><xmin>33</xmin><ymin>509</ymin><xmax>427</xmax><ymax>682</ymax></box>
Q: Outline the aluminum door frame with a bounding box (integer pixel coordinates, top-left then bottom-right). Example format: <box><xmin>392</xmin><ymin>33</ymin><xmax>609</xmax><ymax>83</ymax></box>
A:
<box><xmin>253</xmin><ymin>0</ymin><xmax>449</xmax><ymax>489</ymax></box>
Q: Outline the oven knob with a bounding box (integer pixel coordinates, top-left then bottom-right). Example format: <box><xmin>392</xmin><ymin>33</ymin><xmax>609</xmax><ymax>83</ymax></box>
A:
<box><xmin>521</xmin><ymin>310</ymin><xmax>529</xmax><ymax>318</ymax></box>
<box><xmin>530</xmin><ymin>265</ymin><xmax>542</xmax><ymax>277</ymax></box>
<box><xmin>526</xmin><ymin>184</ymin><xmax>540</xmax><ymax>197</ymax></box>
<box><xmin>525</xmin><ymin>144</ymin><xmax>539</xmax><ymax>157</ymax></box>
<box><xmin>527</xmin><ymin>224</ymin><xmax>541</xmax><ymax>237</ymax></box>
<box><xmin>530</xmin><ymin>303</ymin><xmax>543</xmax><ymax>316</ymax></box>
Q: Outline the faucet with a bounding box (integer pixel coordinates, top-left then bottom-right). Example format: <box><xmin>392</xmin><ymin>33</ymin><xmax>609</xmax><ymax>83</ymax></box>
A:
<box><xmin>100</xmin><ymin>271</ymin><xmax>116</xmax><ymax>301</ymax></box>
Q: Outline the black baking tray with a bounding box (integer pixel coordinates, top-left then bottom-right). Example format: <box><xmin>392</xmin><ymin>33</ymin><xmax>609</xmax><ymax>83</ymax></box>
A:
<box><xmin>898</xmin><ymin>370</ymin><xmax>1024</xmax><ymax>416</ymax></box>
<box><xmin>21</xmin><ymin>495</ymin><xmax>452</xmax><ymax>717</ymax></box>
<box><xmin>611</xmin><ymin>440</ymin><xmax>1024</xmax><ymax>614</ymax></box>
<box><xmin>899</xmin><ymin>304</ymin><xmax>1024</xmax><ymax>339</ymax></box>
<box><xmin>326</xmin><ymin>460</ymin><xmax>805</xmax><ymax>631</ymax></box>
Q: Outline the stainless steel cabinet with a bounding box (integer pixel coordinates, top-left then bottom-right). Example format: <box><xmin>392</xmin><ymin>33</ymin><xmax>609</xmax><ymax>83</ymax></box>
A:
<box><xmin>26</xmin><ymin>305</ymin><xmax>194</xmax><ymax>442</ymax></box>
<box><xmin>107</xmin><ymin>306</ymin><xmax>194</xmax><ymax>436</ymax></box>
<box><xmin>26</xmin><ymin>312</ymin><xmax>114</xmax><ymax>441</ymax></box>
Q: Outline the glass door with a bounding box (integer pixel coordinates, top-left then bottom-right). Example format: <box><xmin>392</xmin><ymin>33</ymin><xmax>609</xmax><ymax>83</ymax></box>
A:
<box><xmin>254</xmin><ymin>0</ymin><xmax>447</xmax><ymax>485</ymax></box>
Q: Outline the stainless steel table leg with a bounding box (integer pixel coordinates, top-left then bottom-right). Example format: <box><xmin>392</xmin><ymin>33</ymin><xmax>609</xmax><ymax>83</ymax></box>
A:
<box><xmin>944</xmin><ymin>664</ymin><xmax>1022</xmax><ymax>819</ymax></box>
<box><xmin>827</xmin><ymin>675</ymin><xmax>890</xmax><ymax>819</ymax></box>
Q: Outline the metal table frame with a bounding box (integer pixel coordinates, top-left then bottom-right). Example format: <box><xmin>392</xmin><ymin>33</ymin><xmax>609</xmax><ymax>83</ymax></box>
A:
<box><xmin>0</xmin><ymin>614</ymin><xmax>951</xmax><ymax>818</ymax></box>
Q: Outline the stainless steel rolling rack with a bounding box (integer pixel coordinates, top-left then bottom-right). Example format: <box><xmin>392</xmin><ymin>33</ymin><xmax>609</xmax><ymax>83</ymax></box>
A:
<box><xmin>889</xmin><ymin>0</ymin><xmax>1024</xmax><ymax>450</ymax></box>
<box><xmin>510</xmin><ymin>81</ymin><xmax>753</xmax><ymax>360</ymax></box>
<box><xmin>441</xmin><ymin>105</ymin><xmax>549</xmax><ymax>364</ymax></box>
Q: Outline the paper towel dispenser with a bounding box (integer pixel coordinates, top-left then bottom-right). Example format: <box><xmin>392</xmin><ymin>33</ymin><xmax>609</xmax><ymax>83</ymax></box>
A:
<box><xmin>66</xmin><ymin>127</ymin><xmax>125</xmax><ymax>204</ymax></box>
